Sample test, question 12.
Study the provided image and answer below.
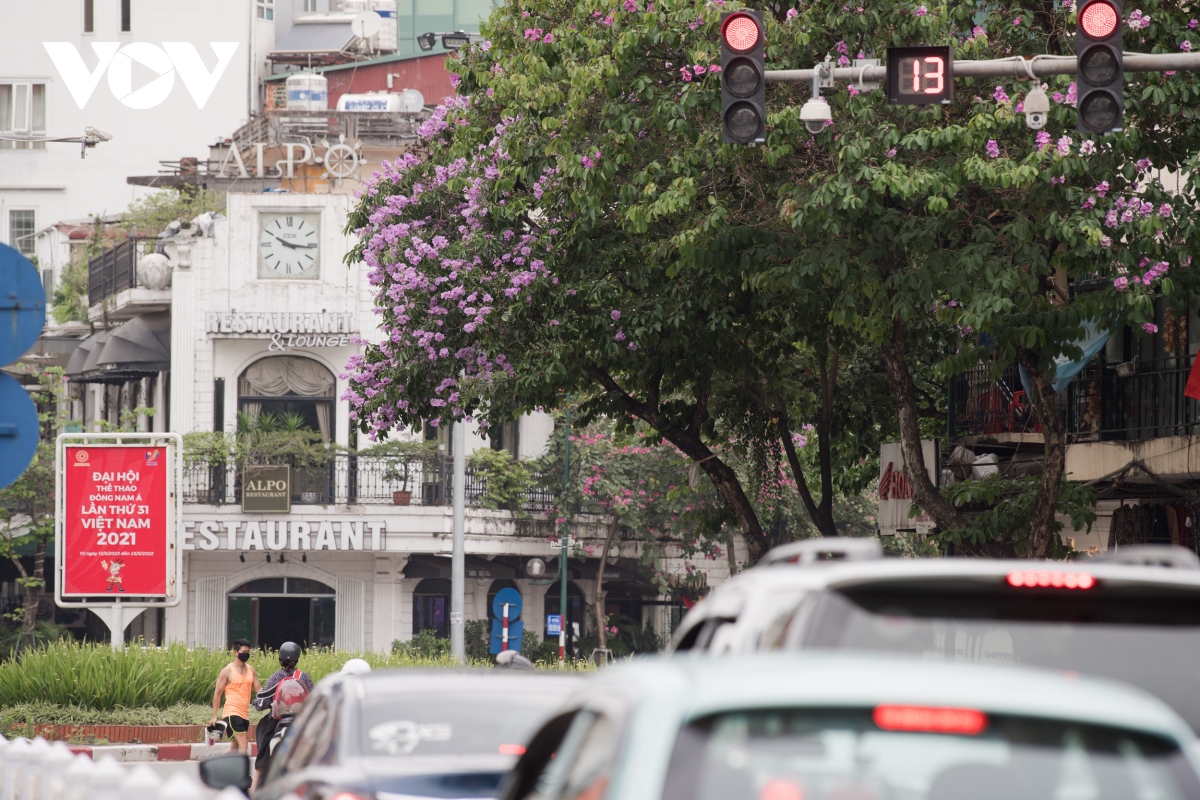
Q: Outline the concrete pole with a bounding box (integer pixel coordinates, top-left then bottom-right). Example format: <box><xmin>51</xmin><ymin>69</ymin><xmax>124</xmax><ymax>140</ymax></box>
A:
<box><xmin>450</xmin><ymin>418</ymin><xmax>466</xmax><ymax>663</ymax></box>
<box><xmin>559</xmin><ymin>402</ymin><xmax>571</xmax><ymax>663</ymax></box>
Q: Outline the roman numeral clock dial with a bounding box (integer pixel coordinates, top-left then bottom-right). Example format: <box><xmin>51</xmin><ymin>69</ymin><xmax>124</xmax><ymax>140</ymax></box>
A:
<box><xmin>258</xmin><ymin>214</ymin><xmax>320</xmax><ymax>279</ymax></box>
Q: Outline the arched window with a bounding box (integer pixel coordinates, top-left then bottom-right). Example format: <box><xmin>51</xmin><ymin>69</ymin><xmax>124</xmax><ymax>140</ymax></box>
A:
<box><xmin>545</xmin><ymin>581</ymin><xmax>586</xmax><ymax>656</ymax></box>
<box><xmin>413</xmin><ymin>578</ymin><xmax>451</xmax><ymax>639</ymax></box>
<box><xmin>239</xmin><ymin>356</ymin><xmax>336</xmax><ymax>443</ymax></box>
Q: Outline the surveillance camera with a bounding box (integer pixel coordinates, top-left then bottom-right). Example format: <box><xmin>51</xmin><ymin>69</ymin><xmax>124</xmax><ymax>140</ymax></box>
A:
<box><xmin>1024</xmin><ymin>87</ymin><xmax>1050</xmax><ymax>130</ymax></box>
<box><xmin>800</xmin><ymin>97</ymin><xmax>832</xmax><ymax>134</ymax></box>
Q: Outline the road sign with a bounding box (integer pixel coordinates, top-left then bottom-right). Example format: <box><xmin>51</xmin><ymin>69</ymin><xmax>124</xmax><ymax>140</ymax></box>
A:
<box><xmin>62</xmin><ymin>444</ymin><xmax>173</xmax><ymax>596</ymax></box>
<box><xmin>0</xmin><ymin>243</ymin><xmax>47</xmax><ymax>491</ymax></box>
<box><xmin>546</xmin><ymin>614</ymin><xmax>563</xmax><ymax>636</ymax></box>
<box><xmin>0</xmin><ymin>374</ymin><xmax>40</xmax><ymax>491</ymax></box>
<box><xmin>490</xmin><ymin>587</ymin><xmax>525</xmax><ymax>654</ymax></box>
<box><xmin>887</xmin><ymin>46</ymin><xmax>953</xmax><ymax>105</ymax></box>
<box><xmin>0</xmin><ymin>243</ymin><xmax>46</xmax><ymax>365</ymax></box>
<box><xmin>492</xmin><ymin>586</ymin><xmax>523</xmax><ymax>619</ymax></box>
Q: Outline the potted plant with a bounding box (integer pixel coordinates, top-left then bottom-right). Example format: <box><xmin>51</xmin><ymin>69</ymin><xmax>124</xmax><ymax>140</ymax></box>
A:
<box><xmin>359</xmin><ymin>438</ymin><xmax>436</xmax><ymax>505</ymax></box>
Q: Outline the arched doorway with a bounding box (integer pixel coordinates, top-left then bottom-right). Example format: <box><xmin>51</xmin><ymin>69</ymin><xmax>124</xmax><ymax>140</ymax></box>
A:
<box><xmin>413</xmin><ymin>578</ymin><xmax>451</xmax><ymax>639</ymax></box>
<box><xmin>544</xmin><ymin>581</ymin><xmax>585</xmax><ymax>656</ymax></box>
<box><xmin>239</xmin><ymin>356</ymin><xmax>336</xmax><ymax>442</ymax></box>
<box><xmin>227</xmin><ymin>576</ymin><xmax>335</xmax><ymax>650</ymax></box>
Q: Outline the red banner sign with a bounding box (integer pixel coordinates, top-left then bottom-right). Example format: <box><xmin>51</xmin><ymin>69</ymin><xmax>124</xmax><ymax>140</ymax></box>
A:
<box><xmin>63</xmin><ymin>446</ymin><xmax>170</xmax><ymax>596</ymax></box>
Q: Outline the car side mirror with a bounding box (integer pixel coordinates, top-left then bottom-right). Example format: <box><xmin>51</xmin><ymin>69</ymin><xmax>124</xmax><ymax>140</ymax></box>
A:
<box><xmin>199</xmin><ymin>753</ymin><xmax>253</xmax><ymax>793</ymax></box>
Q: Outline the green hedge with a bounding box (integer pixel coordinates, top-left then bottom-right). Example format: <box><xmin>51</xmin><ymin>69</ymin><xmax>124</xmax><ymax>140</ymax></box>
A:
<box><xmin>0</xmin><ymin>641</ymin><xmax>461</xmax><ymax>710</ymax></box>
<box><xmin>0</xmin><ymin>641</ymin><xmax>591</xmax><ymax>711</ymax></box>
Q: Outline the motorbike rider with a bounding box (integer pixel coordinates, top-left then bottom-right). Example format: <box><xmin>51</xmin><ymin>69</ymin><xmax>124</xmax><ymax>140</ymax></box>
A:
<box><xmin>253</xmin><ymin>642</ymin><xmax>314</xmax><ymax>787</ymax></box>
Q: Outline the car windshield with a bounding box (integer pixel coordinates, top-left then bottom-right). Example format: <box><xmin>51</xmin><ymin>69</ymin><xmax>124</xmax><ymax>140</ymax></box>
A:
<box><xmin>662</xmin><ymin>708</ymin><xmax>1200</xmax><ymax>800</ymax></box>
<box><xmin>797</xmin><ymin>582</ymin><xmax>1200</xmax><ymax>731</ymax></box>
<box><xmin>362</xmin><ymin>691</ymin><xmax>563</xmax><ymax>758</ymax></box>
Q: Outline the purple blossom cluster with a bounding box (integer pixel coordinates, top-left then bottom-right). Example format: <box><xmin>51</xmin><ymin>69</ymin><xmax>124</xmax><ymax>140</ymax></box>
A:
<box><xmin>343</xmin><ymin>95</ymin><xmax>567</xmax><ymax>437</ymax></box>
<box><xmin>1127</xmin><ymin>9</ymin><xmax>1151</xmax><ymax>30</ymax></box>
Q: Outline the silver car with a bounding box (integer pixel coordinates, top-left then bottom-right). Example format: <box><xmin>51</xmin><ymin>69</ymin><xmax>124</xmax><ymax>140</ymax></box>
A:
<box><xmin>500</xmin><ymin>654</ymin><xmax>1200</xmax><ymax>800</ymax></box>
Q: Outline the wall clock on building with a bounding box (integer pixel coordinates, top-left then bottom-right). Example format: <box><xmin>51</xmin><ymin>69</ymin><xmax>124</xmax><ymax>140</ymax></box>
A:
<box><xmin>258</xmin><ymin>213</ymin><xmax>320</xmax><ymax>279</ymax></box>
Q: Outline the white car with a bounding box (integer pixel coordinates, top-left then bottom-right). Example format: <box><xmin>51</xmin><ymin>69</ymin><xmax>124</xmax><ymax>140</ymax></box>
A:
<box><xmin>767</xmin><ymin>546</ymin><xmax>1200</xmax><ymax>732</ymax></box>
<box><xmin>501</xmin><ymin>654</ymin><xmax>1200</xmax><ymax>800</ymax></box>
<box><xmin>668</xmin><ymin>538</ymin><xmax>882</xmax><ymax>655</ymax></box>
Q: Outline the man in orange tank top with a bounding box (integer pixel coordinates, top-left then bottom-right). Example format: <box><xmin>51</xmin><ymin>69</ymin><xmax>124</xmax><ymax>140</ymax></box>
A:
<box><xmin>211</xmin><ymin>638</ymin><xmax>261</xmax><ymax>754</ymax></box>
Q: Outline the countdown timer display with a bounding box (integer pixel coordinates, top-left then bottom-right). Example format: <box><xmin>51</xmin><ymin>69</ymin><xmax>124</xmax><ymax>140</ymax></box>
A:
<box><xmin>887</xmin><ymin>46</ymin><xmax>954</xmax><ymax>105</ymax></box>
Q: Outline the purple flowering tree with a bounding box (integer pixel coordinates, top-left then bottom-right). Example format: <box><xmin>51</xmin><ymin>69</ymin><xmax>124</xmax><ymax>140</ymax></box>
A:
<box><xmin>341</xmin><ymin>0</ymin><xmax>905</xmax><ymax>560</ymax></box>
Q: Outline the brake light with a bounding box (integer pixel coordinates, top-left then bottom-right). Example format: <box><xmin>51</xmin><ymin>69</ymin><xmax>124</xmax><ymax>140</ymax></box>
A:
<box><xmin>873</xmin><ymin>705</ymin><xmax>988</xmax><ymax>735</ymax></box>
<box><xmin>498</xmin><ymin>743</ymin><xmax>526</xmax><ymax>755</ymax></box>
<box><xmin>1006</xmin><ymin>571</ymin><xmax>1095</xmax><ymax>589</ymax></box>
<box><xmin>329</xmin><ymin>793</ymin><xmax>371</xmax><ymax>800</ymax></box>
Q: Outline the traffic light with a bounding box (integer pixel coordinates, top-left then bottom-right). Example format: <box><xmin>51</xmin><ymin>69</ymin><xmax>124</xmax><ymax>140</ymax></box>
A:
<box><xmin>720</xmin><ymin>10</ymin><xmax>765</xmax><ymax>145</ymax></box>
<box><xmin>1076</xmin><ymin>0</ymin><xmax>1124</xmax><ymax>134</ymax></box>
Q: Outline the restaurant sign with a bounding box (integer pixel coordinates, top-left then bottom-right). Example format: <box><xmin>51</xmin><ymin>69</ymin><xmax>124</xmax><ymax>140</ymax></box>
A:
<box><xmin>242</xmin><ymin>465</ymin><xmax>290</xmax><ymax>513</ymax></box>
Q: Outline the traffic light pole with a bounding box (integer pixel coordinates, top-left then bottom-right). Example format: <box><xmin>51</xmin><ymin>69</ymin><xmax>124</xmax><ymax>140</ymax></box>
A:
<box><xmin>765</xmin><ymin>52</ymin><xmax>1200</xmax><ymax>84</ymax></box>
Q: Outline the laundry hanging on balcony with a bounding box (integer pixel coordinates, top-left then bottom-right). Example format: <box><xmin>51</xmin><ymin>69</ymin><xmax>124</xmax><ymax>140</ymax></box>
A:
<box><xmin>1019</xmin><ymin>320</ymin><xmax>1111</xmax><ymax>396</ymax></box>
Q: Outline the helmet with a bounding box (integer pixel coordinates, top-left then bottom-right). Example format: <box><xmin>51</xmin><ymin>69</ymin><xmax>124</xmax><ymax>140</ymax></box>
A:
<box><xmin>273</xmin><ymin>677</ymin><xmax>308</xmax><ymax>718</ymax></box>
<box><xmin>340</xmin><ymin>657</ymin><xmax>372</xmax><ymax>675</ymax></box>
<box><xmin>278</xmin><ymin>641</ymin><xmax>301</xmax><ymax>668</ymax></box>
<box><xmin>495</xmin><ymin>650</ymin><xmax>535</xmax><ymax>671</ymax></box>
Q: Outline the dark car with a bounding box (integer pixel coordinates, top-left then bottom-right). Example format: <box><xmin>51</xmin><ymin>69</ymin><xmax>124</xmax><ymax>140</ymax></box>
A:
<box><xmin>200</xmin><ymin>669</ymin><xmax>584</xmax><ymax>800</ymax></box>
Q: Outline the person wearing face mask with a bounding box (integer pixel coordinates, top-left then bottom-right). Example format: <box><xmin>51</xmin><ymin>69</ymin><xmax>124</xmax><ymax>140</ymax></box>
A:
<box><xmin>210</xmin><ymin>638</ymin><xmax>261</xmax><ymax>754</ymax></box>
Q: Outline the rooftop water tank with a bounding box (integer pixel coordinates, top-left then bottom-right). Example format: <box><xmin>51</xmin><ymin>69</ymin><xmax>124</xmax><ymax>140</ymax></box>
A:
<box><xmin>336</xmin><ymin>92</ymin><xmax>403</xmax><ymax>112</ymax></box>
<box><xmin>371</xmin><ymin>0</ymin><xmax>398</xmax><ymax>52</ymax></box>
<box><xmin>285</xmin><ymin>72</ymin><xmax>329</xmax><ymax>111</ymax></box>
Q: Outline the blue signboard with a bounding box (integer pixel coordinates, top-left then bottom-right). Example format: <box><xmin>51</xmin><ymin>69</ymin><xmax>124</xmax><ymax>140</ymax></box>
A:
<box><xmin>489</xmin><ymin>587</ymin><xmax>524</xmax><ymax>654</ymax></box>
<box><xmin>0</xmin><ymin>243</ymin><xmax>46</xmax><ymax>490</ymax></box>
<box><xmin>546</xmin><ymin>614</ymin><xmax>563</xmax><ymax>637</ymax></box>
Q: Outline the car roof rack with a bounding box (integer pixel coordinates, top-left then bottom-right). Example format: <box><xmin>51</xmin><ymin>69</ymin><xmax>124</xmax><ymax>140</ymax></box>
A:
<box><xmin>1092</xmin><ymin>544</ymin><xmax>1200</xmax><ymax>570</ymax></box>
<box><xmin>760</xmin><ymin>538</ymin><xmax>883</xmax><ymax>566</ymax></box>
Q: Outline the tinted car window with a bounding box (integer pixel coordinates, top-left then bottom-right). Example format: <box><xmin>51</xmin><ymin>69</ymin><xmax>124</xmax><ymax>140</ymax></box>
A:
<box><xmin>798</xmin><ymin>584</ymin><xmax>1200</xmax><ymax>731</ymax></box>
<box><xmin>362</xmin><ymin>692</ymin><xmax>568</xmax><ymax>757</ymax></box>
<box><xmin>662</xmin><ymin>708</ymin><xmax>1200</xmax><ymax>800</ymax></box>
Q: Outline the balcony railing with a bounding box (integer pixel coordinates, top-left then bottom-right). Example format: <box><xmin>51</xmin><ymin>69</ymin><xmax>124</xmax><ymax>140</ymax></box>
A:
<box><xmin>950</xmin><ymin>355</ymin><xmax>1200</xmax><ymax>442</ymax></box>
<box><xmin>183</xmin><ymin>452</ymin><xmax>556</xmax><ymax>511</ymax></box>
<box><xmin>948</xmin><ymin>363</ymin><xmax>1041</xmax><ymax>438</ymax></box>
<box><xmin>88</xmin><ymin>237</ymin><xmax>158</xmax><ymax>308</ymax></box>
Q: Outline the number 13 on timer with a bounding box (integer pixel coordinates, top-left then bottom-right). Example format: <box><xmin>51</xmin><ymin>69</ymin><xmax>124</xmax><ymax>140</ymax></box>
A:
<box><xmin>887</xmin><ymin>46</ymin><xmax>954</xmax><ymax>105</ymax></box>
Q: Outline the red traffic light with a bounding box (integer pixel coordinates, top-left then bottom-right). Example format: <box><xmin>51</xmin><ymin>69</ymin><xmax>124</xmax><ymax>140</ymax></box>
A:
<box><xmin>1080</xmin><ymin>0</ymin><xmax>1119</xmax><ymax>38</ymax></box>
<box><xmin>721</xmin><ymin>13</ymin><xmax>761</xmax><ymax>52</ymax></box>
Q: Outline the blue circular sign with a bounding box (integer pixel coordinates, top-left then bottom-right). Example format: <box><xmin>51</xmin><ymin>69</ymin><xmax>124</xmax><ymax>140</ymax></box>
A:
<box><xmin>0</xmin><ymin>373</ymin><xmax>40</xmax><ymax>491</ymax></box>
<box><xmin>0</xmin><ymin>244</ymin><xmax>46</xmax><ymax>366</ymax></box>
<box><xmin>492</xmin><ymin>587</ymin><xmax>522</xmax><ymax>620</ymax></box>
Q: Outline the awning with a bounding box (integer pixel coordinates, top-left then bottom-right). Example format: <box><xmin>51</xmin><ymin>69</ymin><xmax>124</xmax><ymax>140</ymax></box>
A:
<box><xmin>64</xmin><ymin>313</ymin><xmax>170</xmax><ymax>383</ymax></box>
<box><xmin>271</xmin><ymin>22</ymin><xmax>356</xmax><ymax>58</ymax></box>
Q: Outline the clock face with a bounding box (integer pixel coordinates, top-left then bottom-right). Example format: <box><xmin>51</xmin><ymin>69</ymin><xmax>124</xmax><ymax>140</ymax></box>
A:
<box><xmin>259</xmin><ymin>214</ymin><xmax>320</xmax><ymax>279</ymax></box>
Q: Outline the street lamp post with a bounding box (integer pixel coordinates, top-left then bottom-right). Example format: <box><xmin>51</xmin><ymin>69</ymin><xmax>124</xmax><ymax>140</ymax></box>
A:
<box><xmin>450</xmin><ymin>418</ymin><xmax>466</xmax><ymax>663</ymax></box>
<box><xmin>558</xmin><ymin>401</ymin><xmax>571</xmax><ymax>663</ymax></box>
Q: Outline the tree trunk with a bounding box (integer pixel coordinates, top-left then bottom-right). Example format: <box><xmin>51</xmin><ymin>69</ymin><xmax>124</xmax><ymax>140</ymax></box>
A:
<box><xmin>582</xmin><ymin>364</ymin><xmax>768</xmax><ymax>562</ymax></box>
<box><xmin>1016</xmin><ymin>346</ymin><xmax>1068</xmax><ymax>558</ymax></box>
<box><xmin>593</xmin><ymin>517</ymin><xmax>619</xmax><ymax>662</ymax></box>
<box><xmin>880</xmin><ymin>316</ymin><xmax>969</xmax><ymax>532</ymax></box>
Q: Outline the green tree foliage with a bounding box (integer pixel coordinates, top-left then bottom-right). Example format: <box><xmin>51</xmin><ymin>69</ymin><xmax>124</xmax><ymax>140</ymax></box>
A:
<box><xmin>342</xmin><ymin>0</ymin><xmax>900</xmax><ymax>561</ymax></box>
<box><xmin>122</xmin><ymin>188</ymin><xmax>225</xmax><ymax>235</ymax></box>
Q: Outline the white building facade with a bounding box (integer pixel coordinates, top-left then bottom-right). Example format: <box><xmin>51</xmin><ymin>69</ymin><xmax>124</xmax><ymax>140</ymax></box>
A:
<box><xmin>67</xmin><ymin>192</ymin><xmax>732</xmax><ymax>653</ymax></box>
